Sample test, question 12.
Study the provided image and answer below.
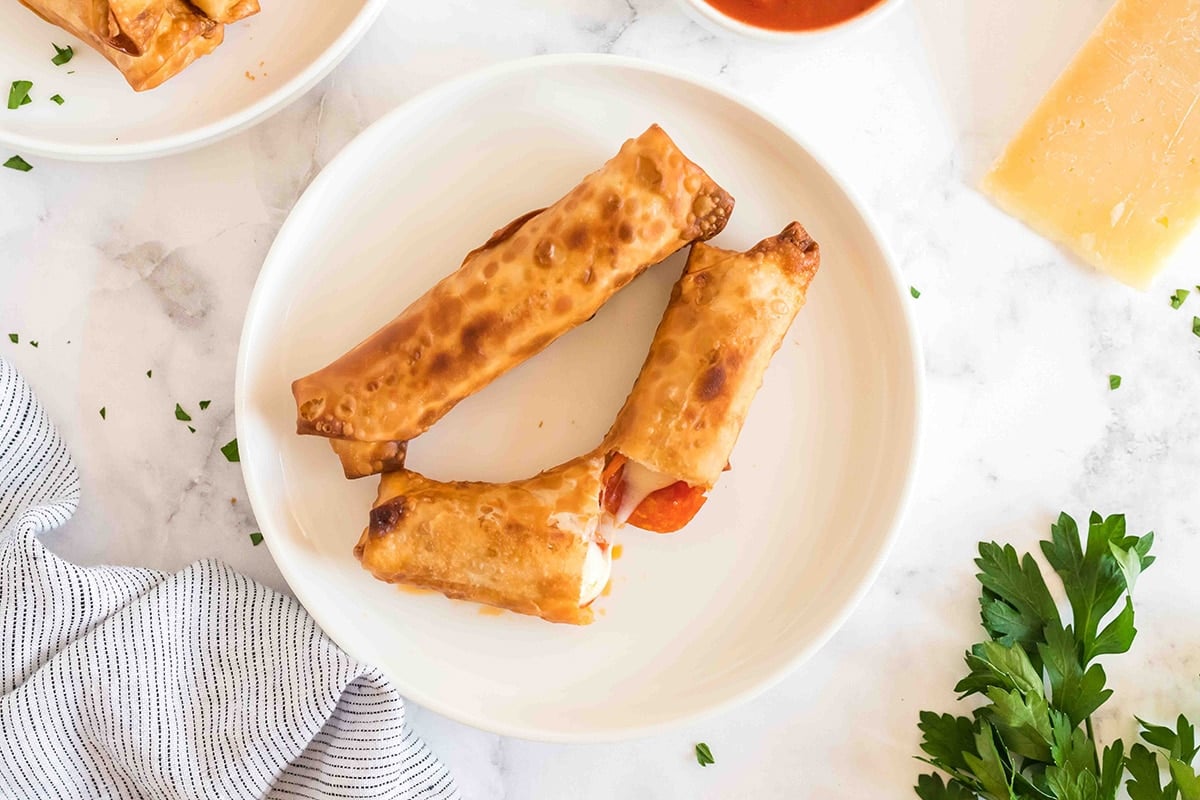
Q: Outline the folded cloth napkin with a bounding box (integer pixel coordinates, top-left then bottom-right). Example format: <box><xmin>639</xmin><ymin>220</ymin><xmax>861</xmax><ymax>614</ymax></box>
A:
<box><xmin>0</xmin><ymin>357</ymin><xmax>459</xmax><ymax>800</ymax></box>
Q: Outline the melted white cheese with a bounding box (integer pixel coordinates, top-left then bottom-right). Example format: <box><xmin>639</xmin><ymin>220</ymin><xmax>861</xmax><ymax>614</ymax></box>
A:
<box><xmin>578</xmin><ymin>541</ymin><xmax>612</xmax><ymax>606</ymax></box>
<box><xmin>614</xmin><ymin>460</ymin><xmax>678</xmax><ymax>525</ymax></box>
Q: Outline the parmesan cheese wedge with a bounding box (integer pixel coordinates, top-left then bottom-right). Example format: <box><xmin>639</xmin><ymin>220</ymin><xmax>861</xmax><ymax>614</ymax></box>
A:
<box><xmin>982</xmin><ymin>0</ymin><xmax>1200</xmax><ymax>288</ymax></box>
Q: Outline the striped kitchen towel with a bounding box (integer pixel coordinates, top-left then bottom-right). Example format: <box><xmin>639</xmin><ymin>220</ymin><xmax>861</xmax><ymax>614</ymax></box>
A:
<box><xmin>0</xmin><ymin>356</ymin><xmax>459</xmax><ymax>800</ymax></box>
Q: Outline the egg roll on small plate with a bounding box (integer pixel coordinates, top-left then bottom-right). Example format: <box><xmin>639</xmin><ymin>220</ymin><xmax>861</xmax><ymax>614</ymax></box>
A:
<box><xmin>294</xmin><ymin>124</ymin><xmax>735</xmax><ymax>475</ymax></box>
<box><xmin>18</xmin><ymin>0</ymin><xmax>224</xmax><ymax>91</ymax></box>
<box><xmin>602</xmin><ymin>222</ymin><xmax>821</xmax><ymax>533</ymax></box>
<box><xmin>354</xmin><ymin>453</ymin><xmax>612</xmax><ymax>625</ymax></box>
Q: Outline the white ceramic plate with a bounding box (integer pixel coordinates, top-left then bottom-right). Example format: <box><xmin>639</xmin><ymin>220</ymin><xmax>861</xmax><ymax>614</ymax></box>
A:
<box><xmin>236</xmin><ymin>55</ymin><xmax>923</xmax><ymax>742</ymax></box>
<box><xmin>0</xmin><ymin>0</ymin><xmax>387</xmax><ymax>161</ymax></box>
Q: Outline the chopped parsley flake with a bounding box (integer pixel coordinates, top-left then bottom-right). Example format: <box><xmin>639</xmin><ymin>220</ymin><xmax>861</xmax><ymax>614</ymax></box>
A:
<box><xmin>249</xmin><ymin>532</ymin><xmax>263</xmax><ymax>546</ymax></box>
<box><xmin>1194</xmin><ymin>317</ymin><xmax>1200</xmax><ymax>338</ymax></box>
<box><xmin>3</xmin><ymin>155</ymin><xmax>32</xmax><ymax>172</ymax></box>
<box><xmin>28</xmin><ymin>341</ymin><xmax>38</xmax><ymax>348</ymax></box>
<box><xmin>1170</xmin><ymin>288</ymin><xmax>1190</xmax><ymax>309</ymax></box>
<box><xmin>8</xmin><ymin>81</ymin><xmax>32</xmax><ymax>110</ymax></box>
<box><xmin>51</xmin><ymin>44</ymin><xmax>73</xmax><ymax>66</ymax></box>
<box><xmin>1109</xmin><ymin>374</ymin><xmax>1121</xmax><ymax>390</ymax></box>
<box><xmin>146</xmin><ymin>370</ymin><xmax>152</xmax><ymax>378</ymax></box>
<box><xmin>6</xmin><ymin>334</ymin><xmax>16</xmax><ymax>344</ymax></box>
<box><xmin>695</xmin><ymin>742</ymin><xmax>714</xmax><ymax>767</ymax></box>
<box><xmin>50</xmin><ymin>94</ymin><xmax>64</xmax><ymax>106</ymax></box>
<box><xmin>99</xmin><ymin>407</ymin><xmax>106</xmax><ymax>420</ymax></box>
<box><xmin>220</xmin><ymin>438</ymin><xmax>239</xmax><ymax>463</ymax></box>
<box><xmin>174</xmin><ymin>403</ymin><xmax>192</xmax><ymax>422</ymax></box>
<box><xmin>199</xmin><ymin>400</ymin><xmax>211</xmax><ymax>411</ymax></box>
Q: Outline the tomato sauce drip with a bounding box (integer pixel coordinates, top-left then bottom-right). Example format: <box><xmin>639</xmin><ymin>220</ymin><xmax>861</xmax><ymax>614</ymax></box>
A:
<box><xmin>702</xmin><ymin>0</ymin><xmax>885</xmax><ymax>32</ymax></box>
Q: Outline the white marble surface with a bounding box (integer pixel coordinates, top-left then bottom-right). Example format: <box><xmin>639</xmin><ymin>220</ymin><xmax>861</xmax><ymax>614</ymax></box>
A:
<box><xmin>4</xmin><ymin>0</ymin><xmax>1200</xmax><ymax>796</ymax></box>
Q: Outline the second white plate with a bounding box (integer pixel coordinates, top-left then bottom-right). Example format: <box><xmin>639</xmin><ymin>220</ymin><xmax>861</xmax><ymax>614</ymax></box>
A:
<box><xmin>236</xmin><ymin>55</ymin><xmax>922</xmax><ymax>741</ymax></box>
<box><xmin>0</xmin><ymin>0</ymin><xmax>387</xmax><ymax>160</ymax></box>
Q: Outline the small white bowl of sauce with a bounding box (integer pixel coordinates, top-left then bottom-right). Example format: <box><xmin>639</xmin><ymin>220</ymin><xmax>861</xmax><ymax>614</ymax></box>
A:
<box><xmin>678</xmin><ymin>0</ymin><xmax>901</xmax><ymax>42</ymax></box>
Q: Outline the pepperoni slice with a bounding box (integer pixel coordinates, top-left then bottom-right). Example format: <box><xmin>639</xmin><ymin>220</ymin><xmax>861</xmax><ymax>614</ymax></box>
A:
<box><xmin>626</xmin><ymin>481</ymin><xmax>707</xmax><ymax>533</ymax></box>
<box><xmin>601</xmin><ymin>453</ymin><xmax>627</xmax><ymax>517</ymax></box>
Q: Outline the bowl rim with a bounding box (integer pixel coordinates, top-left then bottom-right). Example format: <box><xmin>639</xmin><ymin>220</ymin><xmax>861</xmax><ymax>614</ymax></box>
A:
<box><xmin>0</xmin><ymin>0</ymin><xmax>391</xmax><ymax>162</ymax></box>
<box><xmin>235</xmin><ymin>52</ymin><xmax>926</xmax><ymax>742</ymax></box>
<box><xmin>676</xmin><ymin>0</ymin><xmax>903</xmax><ymax>43</ymax></box>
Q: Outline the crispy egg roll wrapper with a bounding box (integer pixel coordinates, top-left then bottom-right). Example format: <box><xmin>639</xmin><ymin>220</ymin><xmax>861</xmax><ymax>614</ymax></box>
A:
<box><xmin>329</xmin><ymin>439</ymin><xmax>408</xmax><ymax>480</ymax></box>
<box><xmin>355</xmin><ymin>454</ymin><xmax>610</xmax><ymax>625</ymax></box>
<box><xmin>189</xmin><ymin>0</ymin><xmax>259</xmax><ymax>23</ymax></box>
<box><xmin>104</xmin><ymin>0</ymin><xmax>163</xmax><ymax>55</ymax></box>
<box><xmin>605</xmin><ymin>222</ymin><xmax>821</xmax><ymax>490</ymax></box>
<box><xmin>19</xmin><ymin>0</ymin><xmax>222</xmax><ymax>91</ymax></box>
<box><xmin>293</xmin><ymin>124</ymin><xmax>734</xmax><ymax>445</ymax></box>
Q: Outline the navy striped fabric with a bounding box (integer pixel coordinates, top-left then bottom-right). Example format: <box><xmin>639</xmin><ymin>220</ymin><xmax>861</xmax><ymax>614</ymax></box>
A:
<box><xmin>0</xmin><ymin>357</ymin><xmax>459</xmax><ymax>800</ymax></box>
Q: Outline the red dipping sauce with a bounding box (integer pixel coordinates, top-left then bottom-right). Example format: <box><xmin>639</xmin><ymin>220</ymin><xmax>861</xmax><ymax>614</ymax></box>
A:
<box><xmin>702</xmin><ymin>0</ymin><xmax>887</xmax><ymax>32</ymax></box>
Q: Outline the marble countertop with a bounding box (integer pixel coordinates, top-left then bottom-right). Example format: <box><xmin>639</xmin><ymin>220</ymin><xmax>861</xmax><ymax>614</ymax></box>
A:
<box><xmin>5</xmin><ymin>0</ymin><xmax>1200</xmax><ymax>796</ymax></box>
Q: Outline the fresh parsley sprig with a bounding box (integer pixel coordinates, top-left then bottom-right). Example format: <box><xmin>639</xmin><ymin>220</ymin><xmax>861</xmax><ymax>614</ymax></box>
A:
<box><xmin>914</xmin><ymin>512</ymin><xmax>1198</xmax><ymax>800</ymax></box>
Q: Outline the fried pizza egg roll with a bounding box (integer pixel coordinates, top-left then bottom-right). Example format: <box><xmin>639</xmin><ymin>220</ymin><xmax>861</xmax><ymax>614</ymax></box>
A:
<box><xmin>354</xmin><ymin>454</ymin><xmax>613</xmax><ymax>625</ymax></box>
<box><xmin>293</xmin><ymin>125</ymin><xmax>735</xmax><ymax>454</ymax></box>
<box><xmin>602</xmin><ymin>222</ymin><xmax>821</xmax><ymax>533</ymax></box>
<box><xmin>329</xmin><ymin>439</ymin><xmax>408</xmax><ymax>481</ymax></box>
<box><xmin>189</xmin><ymin>0</ymin><xmax>258</xmax><ymax>23</ymax></box>
<box><xmin>19</xmin><ymin>0</ymin><xmax>223</xmax><ymax>91</ymax></box>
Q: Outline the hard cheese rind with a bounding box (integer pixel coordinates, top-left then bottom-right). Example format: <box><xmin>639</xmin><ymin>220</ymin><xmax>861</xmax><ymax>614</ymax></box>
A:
<box><xmin>982</xmin><ymin>0</ymin><xmax>1200</xmax><ymax>288</ymax></box>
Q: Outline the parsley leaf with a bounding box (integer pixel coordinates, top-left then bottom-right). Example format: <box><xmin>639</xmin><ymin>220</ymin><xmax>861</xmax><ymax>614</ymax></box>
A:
<box><xmin>199</xmin><ymin>400</ymin><xmax>211</xmax><ymax>410</ymax></box>
<box><xmin>975</xmin><ymin>541</ymin><xmax>1060</xmax><ymax>668</ymax></box>
<box><xmin>1109</xmin><ymin>374</ymin><xmax>1121</xmax><ymax>390</ymax></box>
<box><xmin>1038</xmin><ymin>620</ymin><xmax>1111</xmax><ymax>727</ymax></box>
<box><xmin>28</xmin><ymin>341</ymin><xmax>37</xmax><ymax>348</ymax></box>
<box><xmin>8</xmin><ymin>81</ymin><xmax>32</xmax><ymax>110</ymax></box>
<box><xmin>1193</xmin><ymin>316</ymin><xmax>1200</xmax><ymax>338</ymax></box>
<box><xmin>1100</xmin><ymin>740</ymin><xmax>1126</xmax><ymax>800</ymax></box>
<box><xmin>1126</xmin><ymin>743</ymin><xmax>1166</xmax><ymax>800</ymax></box>
<box><xmin>961</xmin><ymin>725</ymin><xmax>1011</xmax><ymax>800</ymax></box>
<box><xmin>914</xmin><ymin>774</ymin><xmax>976</xmax><ymax>800</ymax></box>
<box><xmin>915</xmin><ymin>512</ymin><xmax>1171</xmax><ymax>800</ymax></box>
<box><xmin>51</xmin><ymin>43</ymin><xmax>73</xmax><ymax>66</ymax></box>
<box><xmin>98</xmin><ymin>407</ymin><xmax>106</xmax><ymax>420</ymax></box>
<box><xmin>7</xmin><ymin>334</ymin><xmax>16</xmax><ymax>343</ymax></box>
<box><xmin>220</xmin><ymin>438</ymin><xmax>239</xmax><ymax>462</ymax></box>
<box><xmin>50</xmin><ymin>94</ymin><xmax>64</xmax><ymax>105</ymax></box>
<box><xmin>1040</xmin><ymin>513</ymin><xmax>1150</xmax><ymax>664</ymax></box>
<box><xmin>248</xmin><ymin>532</ymin><xmax>263</xmax><ymax>546</ymax></box>
<box><xmin>1137</xmin><ymin>716</ymin><xmax>1199</xmax><ymax>763</ymax></box>
<box><xmin>1169</xmin><ymin>760</ymin><xmax>1200</xmax><ymax>800</ymax></box>
<box><xmin>174</xmin><ymin>403</ymin><xmax>191</xmax><ymax>422</ymax></box>
<box><xmin>984</xmin><ymin>686</ymin><xmax>1054</xmax><ymax>761</ymax></box>
<box><xmin>146</xmin><ymin>370</ymin><xmax>152</xmax><ymax>378</ymax></box>
<box><xmin>3</xmin><ymin>155</ymin><xmax>32</xmax><ymax>172</ymax></box>
<box><xmin>918</xmin><ymin>711</ymin><xmax>979</xmax><ymax>775</ymax></box>
<box><xmin>911</xmin><ymin>286</ymin><xmax>922</xmax><ymax>299</ymax></box>
<box><xmin>1171</xmin><ymin>289</ymin><xmax>1190</xmax><ymax>309</ymax></box>
<box><xmin>954</xmin><ymin>641</ymin><xmax>1043</xmax><ymax>699</ymax></box>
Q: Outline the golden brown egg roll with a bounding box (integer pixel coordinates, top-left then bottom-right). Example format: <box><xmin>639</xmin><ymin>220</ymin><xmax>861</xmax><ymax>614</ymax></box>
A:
<box><xmin>189</xmin><ymin>0</ymin><xmax>258</xmax><ymax>23</ymax></box>
<box><xmin>293</xmin><ymin>124</ymin><xmax>735</xmax><ymax>448</ymax></box>
<box><xmin>602</xmin><ymin>222</ymin><xmax>821</xmax><ymax>533</ymax></box>
<box><xmin>329</xmin><ymin>439</ymin><xmax>408</xmax><ymax>481</ymax></box>
<box><xmin>19</xmin><ymin>0</ymin><xmax>223</xmax><ymax>91</ymax></box>
<box><xmin>354</xmin><ymin>453</ymin><xmax>613</xmax><ymax>625</ymax></box>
